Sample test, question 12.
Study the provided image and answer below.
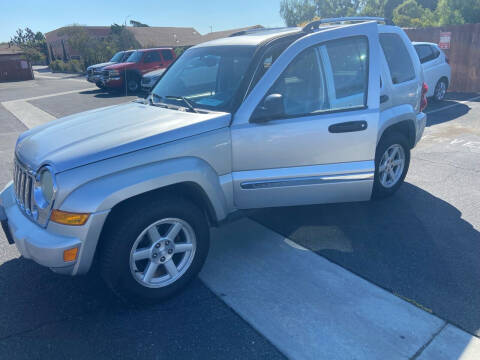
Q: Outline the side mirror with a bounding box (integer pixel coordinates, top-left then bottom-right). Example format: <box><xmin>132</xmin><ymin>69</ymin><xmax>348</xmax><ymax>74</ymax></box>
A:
<box><xmin>251</xmin><ymin>94</ymin><xmax>285</xmax><ymax>123</ymax></box>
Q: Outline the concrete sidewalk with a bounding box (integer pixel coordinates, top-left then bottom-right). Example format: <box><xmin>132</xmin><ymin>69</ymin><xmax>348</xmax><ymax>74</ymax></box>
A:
<box><xmin>201</xmin><ymin>219</ymin><xmax>480</xmax><ymax>360</ymax></box>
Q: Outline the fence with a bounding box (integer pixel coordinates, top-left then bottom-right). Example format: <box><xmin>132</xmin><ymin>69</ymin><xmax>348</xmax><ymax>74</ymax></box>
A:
<box><xmin>0</xmin><ymin>59</ymin><xmax>34</xmax><ymax>82</ymax></box>
<box><xmin>405</xmin><ymin>23</ymin><xmax>480</xmax><ymax>93</ymax></box>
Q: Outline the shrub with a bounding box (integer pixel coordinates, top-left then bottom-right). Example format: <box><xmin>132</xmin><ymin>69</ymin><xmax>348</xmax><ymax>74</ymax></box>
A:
<box><xmin>48</xmin><ymin>59</ymin><xmax>84</xmax><ymax>73</ymax></box>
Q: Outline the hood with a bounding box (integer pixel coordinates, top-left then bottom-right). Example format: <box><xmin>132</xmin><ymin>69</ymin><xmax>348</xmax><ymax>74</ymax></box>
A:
<box><xmin>16</xmin><ymin>102</ymin><xmax>231</xmax><ymax>173</ymax></box>
<box><xmin>104</xmin><ymin>62</ymin><xmax>135</xmax><ymax>71</ymax></box>
<box><xmin>144</xmin><ymin>68</ymin><xmax>166</xmax><ymax>78</ymax></box>
<box><xmin>87</xmin><ymin>62</ymin><xmax>115</xmax><ymax>70</ymax></box>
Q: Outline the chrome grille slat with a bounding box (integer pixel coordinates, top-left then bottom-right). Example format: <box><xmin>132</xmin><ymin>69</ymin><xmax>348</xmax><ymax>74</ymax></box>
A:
<box><xmin>13</xmin><ymin>158</ymin><xmax>36</xmax><ymax>221</ymax></box>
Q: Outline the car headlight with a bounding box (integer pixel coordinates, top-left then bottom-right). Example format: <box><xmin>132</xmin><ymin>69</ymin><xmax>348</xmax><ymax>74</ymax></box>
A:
<box><xmin>34</xmin><ymin>166</ymin><xmax>56</xmax><ymax>209</ymax></box>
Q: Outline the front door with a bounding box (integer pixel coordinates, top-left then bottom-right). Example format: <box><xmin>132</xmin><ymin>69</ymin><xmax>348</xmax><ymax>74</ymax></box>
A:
<box><xmin>231</xmin><ymin>22</ymin><xmax>381</xmax><ymax>209</ymax></box>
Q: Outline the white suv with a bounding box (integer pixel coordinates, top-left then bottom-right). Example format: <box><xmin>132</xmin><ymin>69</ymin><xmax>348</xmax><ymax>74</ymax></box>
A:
<box><xmin>413</xmin><ymin>41</ymin><xmax>451</xmax><ymax>101</ymax></box>
<box><xmin>1</xmin><ymin>18</ymin><xmax>427</xmax><ymax>301</ymax></box>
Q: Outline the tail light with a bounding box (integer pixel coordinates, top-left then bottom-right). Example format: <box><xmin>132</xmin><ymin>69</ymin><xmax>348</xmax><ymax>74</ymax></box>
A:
<box><xmin>420</xmin><ymin>82</ymin><xmax>428</xmax><ymax>112</ymax></box>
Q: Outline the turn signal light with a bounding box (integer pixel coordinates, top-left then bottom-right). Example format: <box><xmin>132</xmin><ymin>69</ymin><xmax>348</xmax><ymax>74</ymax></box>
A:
<box><xmin>63</xmin><ymin>248</ymin><xmax>78</xmax><ymax>262</ymax></box>
<box><xmin>420</xmin><ymin>82</ymin><xmax>428</xmax><ymax>112</ymax></box>
<box><xmin>50</xmin><ymin>210</ymin><xmax>90</xmax><ymax>226</ymax></box>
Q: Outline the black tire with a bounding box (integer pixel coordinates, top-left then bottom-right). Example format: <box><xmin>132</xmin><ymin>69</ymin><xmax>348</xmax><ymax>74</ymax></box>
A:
<box><xmin>125</xmin><ymin>73</ymin><xmax>140</xmax><ymax>94</ymax></box>
<box><xmin>372</xmin><ymin>133</ymin><xmax>410</xmax><ymax>199</ymax></box>
<box><xmin>433</xmin><ymin>78</ymin><xmax>448</xmax><ymax>102</ymax></box>
<box><xmin>100</xmin><ymin>196</ymin><xmax>210</xmax><ymax>302</ymax></box>
<box><xmin>95</xmin><ymin>81</ymin><xmax>104</xmax><ymax>89</ymax></box>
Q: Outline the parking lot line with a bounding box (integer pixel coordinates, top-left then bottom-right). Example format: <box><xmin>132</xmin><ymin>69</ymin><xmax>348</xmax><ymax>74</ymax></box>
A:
<box><xmin>200</xmin><ymin>218</ymin><xmax>478</xmax><ymax>360</ymax></box>
<box><xmin>426</xmin><ymin>95</ymin><xmax>480</xmax><ymax>115</ymax></box>
<box><xmin>2</xmin><ymin>100</ymin><xmax>55</xmax><ymax>129</ymax></box>
<box><xmin>1</xmin><ymin>88</ymin><xmax>97</xmax><ymax>129</ymax></box>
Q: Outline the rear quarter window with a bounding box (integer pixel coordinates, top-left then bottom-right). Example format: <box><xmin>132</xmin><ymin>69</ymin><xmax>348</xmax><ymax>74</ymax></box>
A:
<box><xmin>380</xmin><ymin>33</ymin><xmax>416</xmax><ymax>84</ymax></box>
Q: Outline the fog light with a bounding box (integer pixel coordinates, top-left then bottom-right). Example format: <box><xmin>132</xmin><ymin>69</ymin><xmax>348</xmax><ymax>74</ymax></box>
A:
<box><xmin>63</xmin><ymin>248</ymin><xmax>78</xmax><ymax>262</ymax></box>
<box><xmin>51</xmin><ymin>210</ymin><xmax>90</xmax><ymax>226</ymax></box>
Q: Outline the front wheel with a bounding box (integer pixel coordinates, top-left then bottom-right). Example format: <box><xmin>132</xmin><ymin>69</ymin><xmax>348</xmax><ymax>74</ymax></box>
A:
<box><xmin>372</xmin><ymin>133</ymin><xmax>410</xmax><ymax>199</ymax></box>
<box><xmin>126</xmin><ymin>74</ymin><xmax>140</xmax><ymax>94</ymax></box>
<box><xmin>100</xmin><ymin>196</ymin><xmax>210</xmax><ymax>302</ymax></box>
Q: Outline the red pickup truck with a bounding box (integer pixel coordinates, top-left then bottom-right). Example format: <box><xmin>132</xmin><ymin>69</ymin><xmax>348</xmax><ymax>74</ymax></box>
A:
<box><xmin>102</xmin><ymin>48</ymin><xmax>176</xmax><ymax>93</ymax></box>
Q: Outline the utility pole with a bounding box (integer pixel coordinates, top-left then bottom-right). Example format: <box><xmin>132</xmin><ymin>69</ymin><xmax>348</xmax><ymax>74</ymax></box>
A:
<box><xmin>210</xmin><ymin>25</ymin><xmax>213</xmax><ymax>33</ymax></box>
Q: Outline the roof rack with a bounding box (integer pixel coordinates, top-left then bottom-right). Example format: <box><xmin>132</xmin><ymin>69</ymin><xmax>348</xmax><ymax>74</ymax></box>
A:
<box><xmin>229</xmin><ymin>27</ymin><xmax>286</xmax><ymax>37</ymax></box>
<box><xmin>303</xmin><ymin>17</ymin><xmax>392</xmax><ymax>33</ymax></box>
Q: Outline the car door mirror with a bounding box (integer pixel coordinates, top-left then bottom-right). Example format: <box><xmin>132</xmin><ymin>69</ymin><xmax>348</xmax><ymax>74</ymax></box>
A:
<box><xmin>251</xmin><ymin>94</ymin><xmax>285</xmax><ymax>123</ymax></box>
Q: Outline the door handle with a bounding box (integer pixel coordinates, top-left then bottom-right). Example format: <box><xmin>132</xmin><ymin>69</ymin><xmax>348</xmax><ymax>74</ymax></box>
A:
<box><xmin>328</xmin><ymin>121</ymin><xmax>368</xmax><ymax>133</ymax></box>
<box><xmin>380</xmin><ymin>95</ymin><xmax>389</xmax><ymax>103</ymax></box>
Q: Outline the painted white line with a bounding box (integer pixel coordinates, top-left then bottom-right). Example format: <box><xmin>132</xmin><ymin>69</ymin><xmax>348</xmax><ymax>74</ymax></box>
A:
<box><xmin>2</xmin><ymin>100</ymin><xmax>55</xmax><ymax>129</ymax></box>
<box><xmin>12</xmin><ymin>87</ymin><xmax>97</xmax><ymax>103</ymax></box>
<box><xmin>200</xmin><ymin>218</ymin><xmax>452</xmax><ymax>360</ymax></box>
<box><xmin>1</xmin><ymin>87</ymin><xmax>97</xmax><ymax>129</ymax></box>
<box><xmin>417</xmin><ymin>324</ymin><xmax>480</xmax><ymax>360</ymax></box>
<box><xmin>426</xmin><ymin>95</ymin><xmax>480</xmax><ymax>115</ymax></box>
<box><xmin>34</xmin><ymin>73</ymin><xmax>87</xmax><ymax>82</ymax></box>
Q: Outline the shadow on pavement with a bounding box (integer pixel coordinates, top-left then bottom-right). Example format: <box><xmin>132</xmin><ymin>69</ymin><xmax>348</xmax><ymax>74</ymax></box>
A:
<box><xmin>0</xmin><ymin>258</ymin><xmax>283</xmax><ymax>359</ymax></box>
<box><xmin>249</xmin><ymin>183</ymin><xmax>480</xmax><ymax>337</ymax></box>
<box><xmin>425</xmin><ymin>92</ymin><xmax>480</xmax><ymax>127</ymax></box>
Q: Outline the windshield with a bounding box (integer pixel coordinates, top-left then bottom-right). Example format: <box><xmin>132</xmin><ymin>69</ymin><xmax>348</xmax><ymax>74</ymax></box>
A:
<box><xmin>152</xmin><ymin>46</ymin><xmax>255</xmax><ymax>112</ymax></box>
<box><xmin>126</xmin><ymin>51</ymin><xmax>143</xmax><ymax>63</ymax></box>
<box><xmin>110</xmin><ymin>51</ymin><xmax>124</xmax><ymax>62</ymax></box>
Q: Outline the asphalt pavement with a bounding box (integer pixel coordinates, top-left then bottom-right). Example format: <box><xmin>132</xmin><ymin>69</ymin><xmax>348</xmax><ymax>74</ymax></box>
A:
<box><xmin>0</xmin><ymin>73</ymin><xmax>479</xmax><ymax>359</ymax></box>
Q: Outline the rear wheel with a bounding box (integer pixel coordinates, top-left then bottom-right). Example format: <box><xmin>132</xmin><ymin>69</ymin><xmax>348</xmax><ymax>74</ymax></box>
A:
<box><xmin>100</xmin><ymin>196</ymin><xmax>210</xmax><ymax>302</ymax></box>
<box><xmin>372</xmin><ymin>133</ymin><xmax>410</xmax><ymax>199</ymax></box>
<box><xmin>433</xmin><ymin>78</ymin><xmax>448</xmax><ymax>102</ymax></box>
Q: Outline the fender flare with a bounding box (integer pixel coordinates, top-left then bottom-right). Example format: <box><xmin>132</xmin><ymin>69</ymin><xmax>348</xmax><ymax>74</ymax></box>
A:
<box><xmin>60</xmin><ymin>157</ymin><xmax>230</xmax><ymax>222</ymax></box>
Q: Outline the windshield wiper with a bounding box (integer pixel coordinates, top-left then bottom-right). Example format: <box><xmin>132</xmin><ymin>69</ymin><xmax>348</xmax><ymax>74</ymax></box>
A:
<box><xmin>165</xmin><ymin>95</ymin><xmax>198</xmax><ymax>113</ymax></box>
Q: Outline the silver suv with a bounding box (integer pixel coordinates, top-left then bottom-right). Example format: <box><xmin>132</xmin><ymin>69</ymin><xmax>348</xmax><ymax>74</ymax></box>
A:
<box><xmin>0</xmin><ymin>18</ymin><xmax>427</xmax><ymax>301</ymax></box>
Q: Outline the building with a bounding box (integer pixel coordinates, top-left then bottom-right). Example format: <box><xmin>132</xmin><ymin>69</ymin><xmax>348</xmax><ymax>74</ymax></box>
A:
<box><xmin>0</xmin><ymin>43</ymin><xmax>33</xmax><ymax>82</ymax></box>
<box><xmin>44</xmin><ymin>25</ymin><xmax>263</xmax><ymax>61</ymax></box>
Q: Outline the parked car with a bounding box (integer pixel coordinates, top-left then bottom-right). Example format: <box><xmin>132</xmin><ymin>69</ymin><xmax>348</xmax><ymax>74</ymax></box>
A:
<box><xmin>102</xmin><ymin>48</ymin><xmax>176</xmax><ymax>93</ymax></box>
<box><xmin>413</xmin><ymin>42</ymin><xmax>451</xmax><ymax>101</ymax></box>
<box><xmin>86</xmin><ymin>50</ymin><xmax>134</xmax><ymax>88</ymax></box>
<box><xmin>1</xmin><ymin>18</ymin><xmax>427</xmax><ymax>302</ymax></box>
<box><xmin>141</xmin><ymin>68</ymin><xmax>166</xmax><ymax>93</ymax></box>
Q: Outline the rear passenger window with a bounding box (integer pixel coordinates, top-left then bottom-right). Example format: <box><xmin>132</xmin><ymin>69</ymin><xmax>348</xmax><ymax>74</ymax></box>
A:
<box><xmin>324</xmin><ymin>37</ymin><xmax>368</xmax><ymax>101</ymax></box>
<box><xmin>380</xmin><ymin>33</ymin><xmax>415</xmax><ymax>84</ymax></box>
<box><xmin>415</xmin><ymin>45</ymin><xmax>434</xmax><ymax>64</ymax></box>
<box><xmin>161</xmin><ymin>50</ymin><xmax>174</xmax><ymax>61</ymax></box>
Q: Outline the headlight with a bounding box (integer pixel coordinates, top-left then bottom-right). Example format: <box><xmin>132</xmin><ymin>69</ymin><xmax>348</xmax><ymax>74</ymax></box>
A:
<box><xmin>34</xmin><ymin>166</ymin><xmax>56</xmax><ymax>209</ymax></box>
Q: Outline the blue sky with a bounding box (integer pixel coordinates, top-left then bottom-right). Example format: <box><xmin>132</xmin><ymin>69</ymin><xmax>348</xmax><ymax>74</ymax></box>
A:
<box><xmin>0</xmin><ymin>0</ymin><xmax>285</xmax><ymax>42</ymax></box>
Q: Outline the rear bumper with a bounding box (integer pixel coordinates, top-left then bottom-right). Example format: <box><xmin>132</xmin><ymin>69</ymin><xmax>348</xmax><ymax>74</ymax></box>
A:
<box><xmin>414</xmin><ymin>112</ymin><xmax>427</xmax><ymax>146</ymax></box>
<box><xmin>0</xmin><ymin>182</ymin><xmax>109</xmax><ymax>275</ymax></box>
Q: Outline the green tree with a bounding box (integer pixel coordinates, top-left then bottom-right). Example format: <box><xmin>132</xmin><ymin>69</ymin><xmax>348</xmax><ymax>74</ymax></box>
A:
<box><xmin>280</xmin><ymin>0</ymin><xmax>365</xmax><ymax>26</ymax></box>
<box><xmin>130</xmin><ymin>20</ymin><xmax>149</xmax><ymax>27</ymax></box>
<box><xmin>393</xmin><ymin>0</ymin><xmax>435</xmax><ymax>27</ymax></box>
<box><xmin>9</xmin><ymin>28</ymin><xmax>48</xmax><ymax>64</ymax></box>
<box><xmin>280</xmin><ymin>0</ymin><xmax>317</xmax><ymax>26</ymax></box>
<box><xmin>447</xmin><ymin>0</ymin><xmax>480</xmax><ymax>24</ymax></box>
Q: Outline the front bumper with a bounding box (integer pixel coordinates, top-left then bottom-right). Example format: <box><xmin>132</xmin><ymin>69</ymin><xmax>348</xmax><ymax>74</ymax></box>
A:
<box><xmin>86</xmin><ymin>74</ymin><xmax>103</xmax><ymax>84</ymax></box>
<box><xmin>415</xmin><ymin>112</ymin><xmax>427</xmax><ymax>146</ymax></box>
<box><xmin>0</xmin><ymin>182</ymin><xmax>109</xmax><ymax>275</ymax></box>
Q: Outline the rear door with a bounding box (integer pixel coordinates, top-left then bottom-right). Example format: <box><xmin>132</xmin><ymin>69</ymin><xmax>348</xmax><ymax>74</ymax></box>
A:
<box><xmin>231</xmin><ymin>22</ymin><xmax>381</xmax><ymax>209</ymax></box>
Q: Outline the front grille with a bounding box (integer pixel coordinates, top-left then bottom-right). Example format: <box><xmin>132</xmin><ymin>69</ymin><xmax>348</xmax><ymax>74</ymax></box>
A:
<box><xmin>13</xmin><ymin>159</ymin><xmax>35</xmax><ymax>219</ymax></box>
<box><xmin>102</xmin><ymin>70</ymin><xmax>109</xmax><ymax>78</ymax></box>
<box><xmin>93</xmin><ymin>68</ymin><xmax>102</xmax><ymax>75</ymax></box>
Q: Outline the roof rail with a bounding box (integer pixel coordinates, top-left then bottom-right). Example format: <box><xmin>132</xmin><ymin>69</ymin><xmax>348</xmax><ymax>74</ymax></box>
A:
<box><xmin>303</xmin><ymin>17</ymin><xmax>392</xmax><ymax>33</ymax></box>
<box><xmin>229</xmin><ymin>27</ymin><xmax>284</xmax><ymax>37</ymax></box>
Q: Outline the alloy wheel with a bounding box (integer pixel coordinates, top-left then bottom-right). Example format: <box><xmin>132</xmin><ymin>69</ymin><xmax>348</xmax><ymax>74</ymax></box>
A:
<box><xmin>378</xmin><ymin>144</ymin><xmax>405</xmax><ymax>188</ymax></box>
<box><xmin>129</xmin><ymin>218</ymin><xmax>197</xmax><ymax>288</ymax></box>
